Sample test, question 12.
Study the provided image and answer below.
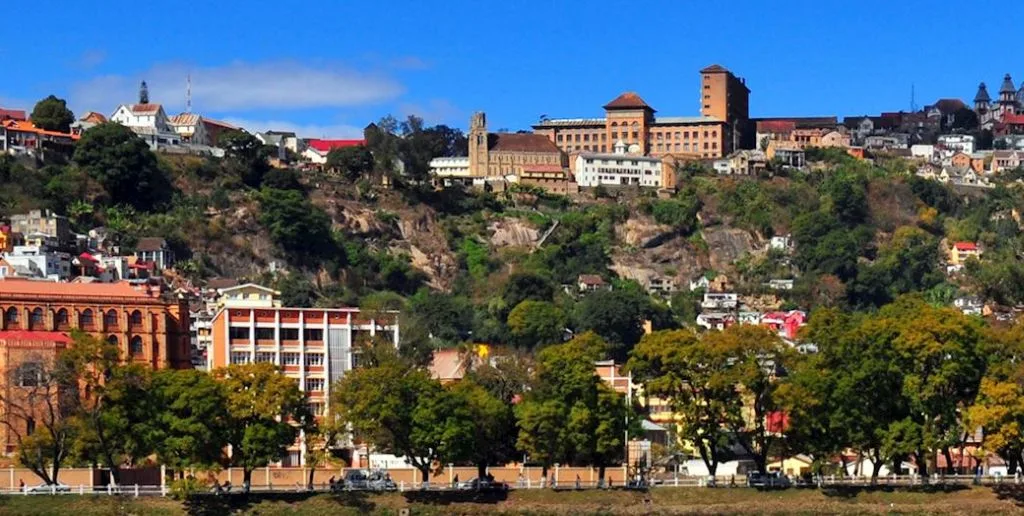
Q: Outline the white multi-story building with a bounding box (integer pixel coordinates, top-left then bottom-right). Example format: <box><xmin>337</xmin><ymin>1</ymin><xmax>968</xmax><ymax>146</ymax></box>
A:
<box><xmin>2</xmin><ymin>245</ymin><xmax>70</xmax><ymax>281</ymax></box>
<box><xmin>574</xmin><ymin>140</ymin><xmax>666</xmax><ymax>187</ymax></box>
<box><xmin>110</xmin><ymin>102</ymin><xmax>181</xmax><ymax>150</ymax></box>
<box><xmin>429</xmin><ymin>156</ymin><xmax>472</xmax><ymax>184</ymax></box>
<box><xmin>209</xmin><ymin>303</ymin><xmax>399</xmax><ymax>465</ymax></box>
<box><xmin>701</xmin><ymin>292</ymin><xmax>738</xmax><ymax>310</ymax></box>
<box><xmin>937</xmin><ymin>134</ymin><xmax>975</xmax><ymax>156</ymax></box>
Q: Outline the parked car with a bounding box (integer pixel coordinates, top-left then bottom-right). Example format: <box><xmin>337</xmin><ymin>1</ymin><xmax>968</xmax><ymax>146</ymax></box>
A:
<box><xmin>27</xmin><ymin>483</ymin><xmax>71</xmax><ymax>493</ymax></box>
<box><xmin>746</xmin><ymin>471</ymin><xmax>791</xmax><ymax>488</ymax></box>
<box><xmin>456</xmin><ymin>477</ymin><xmax>509</xmax><ymax>492</ymax></box>
<box><xmin>343</xmin><ymin>469</ymin><xmax>397</xmax><ymax>491</ymax></box>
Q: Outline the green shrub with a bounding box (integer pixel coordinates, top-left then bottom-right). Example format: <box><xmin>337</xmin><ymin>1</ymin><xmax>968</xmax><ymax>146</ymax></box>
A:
<box><xmin>168</xmin><ymin>477</ymin><xmax>208</xmax><ymax>500</ymax></box>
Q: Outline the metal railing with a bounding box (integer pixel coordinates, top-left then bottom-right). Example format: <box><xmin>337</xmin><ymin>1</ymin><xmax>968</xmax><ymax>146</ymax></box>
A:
<box><xmin>4</xmin><ymin>473</ymin><xmax>1022</xmax><ymax>496</ymax></box>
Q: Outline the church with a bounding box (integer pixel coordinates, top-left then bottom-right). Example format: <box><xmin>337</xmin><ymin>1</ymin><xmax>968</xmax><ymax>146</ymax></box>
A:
<box><xmin>973</xmin><ymin>73</ymin><xmax>1024</xmax><ymax>129</ymax></box>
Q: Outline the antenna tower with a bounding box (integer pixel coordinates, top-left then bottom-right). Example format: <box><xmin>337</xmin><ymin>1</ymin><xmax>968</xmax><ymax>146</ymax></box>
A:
<box><xmin>186</xmin><ymin>74</ymin><xmax>192</xmax><ymax>113</ymax></box>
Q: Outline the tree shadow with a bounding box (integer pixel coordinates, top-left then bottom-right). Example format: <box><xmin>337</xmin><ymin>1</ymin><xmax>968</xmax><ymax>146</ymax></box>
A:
<box><xmin>182</xmin><ymin>491</ymin><xmax>376</xmax><ymax>515</ymax></box>
<box><xmin>402</xmin><ymin>489</ymin><xmax>508</xmax><ymax>506</ymax></box>
<box><xmin>991</xmin><ymin>484</ymin><xmax>1024</xmax><ymax>506</ymax></box>
<box><xmin>820</xmin><ymin>484</ymin><xmax>969</xmax><ymax>499</ymax></box>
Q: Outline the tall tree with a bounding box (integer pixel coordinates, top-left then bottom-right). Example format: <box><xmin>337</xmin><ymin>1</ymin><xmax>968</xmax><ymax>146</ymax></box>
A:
<box><xmin>219</xmin><ymin>130</ymin><xmax>272</xmax><ymax>187</ymax></box>
<box><xmin>333</xmin><ymin>353</ymin><xmax>473</xmax><ymax>483</ymax></box>
<box><xmin>0</xmin><ymin>347</ymin><xmax>79</xmax><ymax>485</ymax></box>
<box><xmin>215</xmin><ymin>363</ymin><xmax>311</xmax><ymax>490</ymax></box>
<box><xmin>506</xmin><ymin>300</ymin><xmax>566</xmax><ymax>349</ymax></box>
<box><xmin>326</xmin><ymin>145</ymin><xmax>374</xmax><ymax>180</ymax></box>
<box><xmin>449</xmin><ymin>379</ymin><xmax>517</xmax><ymax>478</ymax></box>
<box><xmin>73</xmin><ymin>122</ymin><xmax>172</xmax><ymax>210</ymax></box>
<box><xmin>628</xmin><ymin>329</ymin><xmax>741</xmax><ymax>476</ymax></box>
<box><xmin>62</xmin><ymin>335</ymin><xmax>153</xmax><ymax>485</ymax></box>
<box><xmin>147</xmin><ymin>369</ymin><xmax>229</xmax><ymax>477</ymax></box>
<box><xmin>30</xmin><ymin>95</ymin><xmax>74</xmax><ymax>132</ymax></box>
<box><xmin>574</xmin><ymin>289</ymin><xmax>651</xmax><ymax>360</ymax></box>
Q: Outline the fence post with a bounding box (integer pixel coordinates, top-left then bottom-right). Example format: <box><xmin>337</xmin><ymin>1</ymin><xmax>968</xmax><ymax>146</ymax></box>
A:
<box><xmin>134</xmin><ymin>484</ymin><xmax>139</xmax><ymax>498</ymax></box>
<box><xmin>265</xmin><ymin>466</ymin><xmax>270</xmax><ymax>491</ymax></box>
<box><xmin>107</xmin><ymin>483</ymin><xmax>112</xmax><ymax>495</ymax></box>
<box><xmin>160</xmin><ymin>464</ymin><xmax>166</xmax><ymax>494</ymax></box>
<box><xmin>399</xmin><ymin>481</ymin><xmax>405</xmax><ymax>492</ymax></box>
<box><xmin>8</xmin><ymin>467</ymin><xmax>11</xmax><ymax>490</ymax></box>
<box><xmin>80</xmin><ymin>485</ymin><xmax>84</xmax><ymax>495</ymax></box>
<box><xmin>554</xmin><ymin>464</ymin><xmax>560</xmax><ymax>487</ymax></box>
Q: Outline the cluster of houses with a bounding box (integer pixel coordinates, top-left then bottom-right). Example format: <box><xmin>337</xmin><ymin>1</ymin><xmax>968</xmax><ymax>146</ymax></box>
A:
<box><xmin>1</xmin><ymin>81</ymin><xmax>366</xmax><ymax>165</ymax></box>
<box><xmin>0</xmin><ymin>210</ymin><xmax>172</xmax><ymax>283</ymax></box>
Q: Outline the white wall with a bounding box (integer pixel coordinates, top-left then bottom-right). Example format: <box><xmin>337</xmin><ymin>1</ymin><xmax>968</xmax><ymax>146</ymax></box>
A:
<box><xmin>575</xmin><ymin>154</ymin><xmax>662</xmax><ymax>187</ymax></box>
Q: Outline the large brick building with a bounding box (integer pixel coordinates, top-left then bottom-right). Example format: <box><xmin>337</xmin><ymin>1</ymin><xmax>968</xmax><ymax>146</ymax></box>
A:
<box><xmin>0</xmin><ymin>279</ymin><xmax>191</xmax><ymax>369</ymax></box>
<box><xmin>533</xmin><ymin>64</ymin><xmax>751</xmax><ymax>159</ymax></box>
<box><xmin>0</xmin><ymin>330</ymin><xmax>70</xmax><ymax>453</ymax></box>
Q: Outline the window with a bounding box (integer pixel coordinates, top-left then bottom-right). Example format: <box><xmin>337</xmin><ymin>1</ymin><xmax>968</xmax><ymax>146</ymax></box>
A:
<box><xmin>574</xmin><ymin>134</ymin><xmax>580</xmax><ymax>142</ymax></box>
<box><xmin>107</xmin><ymin>335</ymin><xmax>118</xmax><ymax>346</ymax></box>
<box><xmin>229</xmin><ymin>327</ymin><xmax>250</xmax><ymax>340</ymax></box>
<box><xmin>5</xmin><ymin>307</ymin><xmax>18</xmax><ymax>327</ymax></box>
<box><xmin>306</xmin><ymin>353</ymin><xmax>324</xmax><ymax>367</ymax></box>
<box><xmin>29</xmin><ymin>308</ymin><xmax>43</xmax><ymax>330</ymax></box>
<box><xmin>309</xmin><ymin>402</ymin><xmax>325</xmax><ymax>417</ymax></box>
<box><xmin>80</xmin><ymin>309</ymin><xmax>94</xmax><ymax>328</ymax></box>
<box><xmin>280</xmin><ymin>328</ymin><xmax>299</xmax><ymax>341</ymax></box>
<box><xmin>305</xmin><ymin>378</ymin><xmax>325</xmax><ymax>392</ymax></box>
<box><xmin>255</xmin><ymin>327</ymin><xmax>274</xmax><ymax>341</ymax></box>
<box><xmin>583</xmin><ymin>134</ymin><xmax>589</xmax><ymax>142</ymax></box>
<box><xmin>611</xmin><ymin>132</ymin><xmax>618</xmax><ymax>139</ymax></box>
<box><xmin>104</xmin><ymin>310</ymin><xmax>118</xmax><ymax>329</ymax></box>
<box><xmin>704</xmin><ymin>131</ymin><xmax>709</xmax><ymax>138</ymax></box>
<box><xmin>632</xmin><ymin>131</ymin><xmax>639</xmax><ymax>140</ymax></box>
<box><xmin>712</xmin><ymin>130</ymin><xmax>717</xmax><ymax>138</ymax></box>
<box><xmin>601</xmin><ymin>133</ymin><xmax>607</xmax><ymax>142</ymax></box>
<box><xmin>230</xmin><ymin>352</ymin><xmax>250</xmax><ymax>365</ymax></box>
<box><xmin>55</xmin><ymin>309</ymin><xmax>68</xmax><ymax>329</ymax></box>
<box><xmin>129</xmin><ymin>310</ymin><xmax>143</xmax><ymax>328</ymax></box>
<box><xmin>130</xmin><ymin>336</ymin><xmax>143</xmax><ymax>355</ymax></box>
<box><xmin>303</xmin><ymin>329</ymin><xmax>323</xmax><ymax>341</ymax></box>
<box><xmin>282</xmin><ymin>352</ymin><xmax>300</xmax><ymax>366</ymax></box>
<box><xmin>556</xmin><ymin>134</ymin><xmax>563</xmax><ymax>142</ymax></box>
<box><xmin>26</xmin><ymin>417</ymin><xmax>35</xmax><ymax>435</ymax></box>
<box><xmin>18</xmin><ymin>363</ymin><xmax>42</xmax><ymax>387</ymax></box>
<box><xmin>704</xmin><ymin>142</ymin><xmax>709</xmax><ymax>150</ymax></box>
<box><xmin>255</xmin><ymin>352</ymin><xmax>275</xmax><ymax>363</ymax></box>
<box><xmin>704</xmin><ymin>104</ymin><xmax>710</xmax><ymax>110</ymax></box>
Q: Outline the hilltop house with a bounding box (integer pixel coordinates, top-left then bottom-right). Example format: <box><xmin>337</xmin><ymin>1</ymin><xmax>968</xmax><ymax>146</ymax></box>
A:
<box><xmin>302</xmin><ymin>139</ymin><xmax>365</xmax><ymax>165</ymax></box>
<box><xmin>110</xmin><ymin>102</ymin><xmax>181</xmax><ymax>149</ymax></box>
<box><xmin>950</xmin><ymin>242</ymin><xmax>981</xmax><ymax>265</ymax></box>
<box><xmin>133</xmin><ymin>238</ymin><xmax>174</xmax><ymax>271</ymax></box>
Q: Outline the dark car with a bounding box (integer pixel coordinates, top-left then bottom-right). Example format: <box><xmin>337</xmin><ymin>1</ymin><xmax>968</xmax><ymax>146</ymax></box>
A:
<box><xmin>343</xmin><ymin>469</ymin><xmax>397</xmax><ymax>491</ymax></box>
<box><xmin>746</xmin><ymin>471</ymin><xmax>791</xmax><ymax>488</ymax></box>
<box><xmin>456</xmin><ymin>477</ymin><xmax>509</xmax><ymax>492</ymax></box>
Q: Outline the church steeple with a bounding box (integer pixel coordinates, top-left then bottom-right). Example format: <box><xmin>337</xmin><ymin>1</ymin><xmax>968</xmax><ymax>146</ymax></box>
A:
<box><xmin>974</xmin><ymin>82</ymin><xmax>991</xmax><ymax>105</ymax></box>
<box><xmin>139</xmin><ymin>80</ymin><xmax>149</xmax><ymax>105</ymax></box>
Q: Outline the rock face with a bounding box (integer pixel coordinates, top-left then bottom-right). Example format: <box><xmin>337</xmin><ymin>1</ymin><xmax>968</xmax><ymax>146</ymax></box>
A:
<box><xmin>616</xmin><ymin>217</ymin><xmax>675</xmax><ymax>248</ymax></box>
<box><xmin>489</xmin><ymin>219</ymin><xmax>539</xmax><ymax>247</ymax></box>
<box><xmin>702</xmin><ymin>227</ymin><xmax>760</xmax><ymax>272</ymax></box>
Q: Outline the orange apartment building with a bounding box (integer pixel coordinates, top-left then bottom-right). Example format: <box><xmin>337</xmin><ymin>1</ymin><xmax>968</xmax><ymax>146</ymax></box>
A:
<box><xmin>533</xmin><ymin>64</ymin><xmax>751</xmax><ymax>160</ymax></box>
<box><xmin>0</xmin><ymin>279</ymin><xmax>191</xmax><ymax>369</ymax></box>
<box><xmin>208</xmin><ymin>305</ymin><xmax>399</xmax><ymax>465</ymax></box>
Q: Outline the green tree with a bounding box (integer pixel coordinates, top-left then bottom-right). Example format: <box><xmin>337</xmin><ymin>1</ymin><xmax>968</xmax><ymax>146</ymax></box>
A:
<box><xmin>62</xmin><ymin>335</ymin><xmax>153</xmax><ymax>485</ymax></box>
<box><xmin>333</xmin><ymin>353</ymin><xmax>473</xmax><ymax>482</ymax></box>
<box><xmin>500</xmin><ymin>272</ymin><xmax>555</xmax><ymax>316</ymax></box>
<box><xmin>219</xmin><ymin>130</ymin><xmax>272</xmax><ymax>187</ymax></box>
<box><xmin>30</xmin><ymin>95</ymin><xmax>74</xmax><ymax>132</ymax></box>
<box><xmin>574</xmin><ymin>289</ymin><xmax>651</xmax><ymax>360</ymax></box>
<box><xmin>258</xmin><ymin>188</ymin><xmax>338</xmax><ymax>267</ymax></box>
<box><xmin>506</xmin><ymin>300</ymin><xmax>566</xmax><ymax>349</ymax></box>
<box><xmin>73</xmin><ymin>122</ymin><xmax>172</xmax><ymax>210</ymax></box>
<box><xmin>147</xmin><ymin>369</ymin><xmax>229</xmax><ymax>476</ymax></box>
<box><xmin>326</xmin><ymin>145</ymin><xmax>374</xmax><ymax>180</ymax></box>
<box><xmin>215</xmin><ymin>363</ymin><xmax>311</xmax><ymax>489</ymax></box>
<box><xmin>407</xmin><ymin>289</ymin><xmax>474</xmax><ymax>344</ymax></box>
<box><xmin>628</xmin><ymin>329</ymin><xmax>740</xmax><ymax>476</ymax></box>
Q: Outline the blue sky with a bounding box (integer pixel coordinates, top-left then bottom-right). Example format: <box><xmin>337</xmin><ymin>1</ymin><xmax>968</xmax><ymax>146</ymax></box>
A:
<box><xmin>4</xmin><ymin>0</ymin><xmax>1022</xmax><ymax>138</ymax></box>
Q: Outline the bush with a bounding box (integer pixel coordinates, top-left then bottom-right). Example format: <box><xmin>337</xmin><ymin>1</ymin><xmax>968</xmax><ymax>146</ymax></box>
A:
<box><xmin>169</xmin><ymin>477</ymin><xmax>208</xmax><ymax>500</ymax></box>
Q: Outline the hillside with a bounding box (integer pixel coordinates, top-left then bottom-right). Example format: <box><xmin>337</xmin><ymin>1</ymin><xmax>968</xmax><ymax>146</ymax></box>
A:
<box><xmin>3</xmin><ymin>128</ymin><xmax>1024</xmax><ymax>358</ymax></box>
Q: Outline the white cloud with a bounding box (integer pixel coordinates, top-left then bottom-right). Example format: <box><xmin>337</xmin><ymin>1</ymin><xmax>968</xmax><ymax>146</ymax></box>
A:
<box><xmin>218</xmin><ymin>117</ymin><xmax>366</xmax><ymax>140</ymax></box>
<box><xmin>69</xmin><ymin>60</ymin><xmax>404</xmax><ymax>114</ymax></box>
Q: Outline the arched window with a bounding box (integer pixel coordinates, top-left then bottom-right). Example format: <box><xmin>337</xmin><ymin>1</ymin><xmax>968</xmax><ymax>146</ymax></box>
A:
<box><xmin>104</xmin><ymin>310</ymin><xmax>118</xmax><ymax>330</ymax></box>
<box><xmin>129</xmin><ymin>310</ymin><xmax>143</xmax><ymax>329</ymax></box>
<box><xmin>29</xmin><ymin>308</ymin><xmax>44</xmax><ymax>330</ymax></box>
<box><xmin>4</xmin><ymin>307</ymin><xmax>18</xmax><ymax>329</ymax></box>
<box><xmin>80</xmin><ymin>309</ymin><xmax>95</xmax><ymax>329</ymax></box>
<box><xmin>130</xmin><ymin>336</ymin><xmax>143</xmax><ymax>356</ymax></box>
<box><xmin>55</xmin><ymin>309</ymin><xmax>69</xmax><ymax>329</ymax></box>
<box><xmin>610</xmin><ymin>121</ymin><xmax>618</xmax><ymax>127</ymax></box>
<box><xmin>106</xmin><ymin>335</ymin><xmax>118</xmax><ymax>346</ymax></box>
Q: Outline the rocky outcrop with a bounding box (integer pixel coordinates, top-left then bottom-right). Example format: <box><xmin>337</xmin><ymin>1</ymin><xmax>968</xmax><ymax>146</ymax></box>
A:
<box><xmin>489</xmin><ymin>219</ymin><xmax>539</xmax><ymax>247</ymax></box>
<box><xmin>616</xmin><ymin>217</ymin><xmax>677</xmax><ymax>248</ymax></box>
<box><xmin>702</xmin><ymin>227</ymin><xmax>761</xmax><ymax>272</ymax></box>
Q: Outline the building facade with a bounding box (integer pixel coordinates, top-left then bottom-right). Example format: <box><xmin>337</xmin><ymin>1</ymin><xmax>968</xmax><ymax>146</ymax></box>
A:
<box><xmin>0</xmin><ymin>330</ymin><xmax>71</xmax><ymax>453</ymax></box>
<box><xmin>468</xmin><ymin>112</ymin><xmax>566</xmax><ymax>178</ymax></box>
<box><xmin>0</xmin><ymin>280</ymin><xmax>191</xmax><ymax>369</ymax></box>
<box><xmin>9</xmin><ymin>210</ymin><xmax>70</xmax><ymax>249</ymax></box>
<box><xmin>208</xmin><ymin>305</ymin><xmax>399</xmax><ymax>465</ymax></box>
<box><xmin>574</xmin><ymin>140</ymin><xmax>669</xmax><ymax>187</ymax></box>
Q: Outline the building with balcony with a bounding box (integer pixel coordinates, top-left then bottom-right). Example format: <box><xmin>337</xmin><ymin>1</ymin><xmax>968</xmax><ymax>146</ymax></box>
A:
<box><xmin>0</xmin><ymin>279</ymin><xmax>191</xmax><ymax>369</ymax></box>
<box><xmin>208</xmin><ymin>305</ymin><xmax>399</xmax><ymax>465</ymax></box>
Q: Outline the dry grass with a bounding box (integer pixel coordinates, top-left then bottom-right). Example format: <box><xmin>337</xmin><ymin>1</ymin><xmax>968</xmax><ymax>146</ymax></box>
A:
<box><xmin>0</xmin><ymin>486</ymin><xmax>1023</xmax><ymax>515</ymax></box>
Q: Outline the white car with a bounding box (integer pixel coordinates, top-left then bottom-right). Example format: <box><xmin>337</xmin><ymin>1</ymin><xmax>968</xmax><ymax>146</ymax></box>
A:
<box><xmin>27</xmin><ymin>483</ymin><xmax>71</xmax><ymax>493</ymax></box>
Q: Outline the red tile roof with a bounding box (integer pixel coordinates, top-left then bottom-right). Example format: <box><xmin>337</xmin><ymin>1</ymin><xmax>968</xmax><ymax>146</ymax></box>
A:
<box><xmin>930</xmin><ymin>99</ymin><xmax>967</xmax><ymax>114</ymax></box>
<box><xmin>0</xmin><ymin>109</ymin><xmax>27</xmax><ymax>121</ymax></box>
<box><xmin>80</xmin><ymin>112</ymin><xmax>107</xmax><ymax>123</ymax></box>
<box><xmin>0</xmin><ymin>330</ymin><xmax>73</xmax><ymax>344</ymax></box>
<box><xmin>0</xmin><ymin>119</ymin><xmax>80</xmax><ymax>140</ymax></box>
<box><xmin>489</xmin><ymin>133</ymin><xmax>560</xmax><ymax>153</ymax></box>
<box><xmin>603</xmin><ymin>92</ymin><xmax>652</xmax><ymax>110</ymax></box>
<box><xmin>954</xmin><ymin>242</ymin><xmax>978</xmax><ymax>251</ymax></box>
<box><xmin>756</xmin><ymin>120</ymin><xmax>796</xmax><ymax>133</ymax></box>
<box><xmin>202</xmin><ymin>118</ymin><xmax>239</xmax><ymax>130</ymax></box>
<box><xmin>307</xmin><ymin>139</ymin><xmax>365</xmax><ymax>154</ymax></box>
<box><xmin>521</xmin><ymin>164</ymin><xmax>564</xmax><ymax>173</ymax></box>
<box><xmin>1002</xmin><ymin>113</ymin><xmax>1024</xmax><ymax>125</ymax></box>
<box><xmin>0</xmin><ymin>279</ymin><xmax>155</xmax><ymax>298</ymax></box>
<box><xmin>129</xmin><ymin>103</ymin><xmax>162</xmax><ymax>114</ymax></box>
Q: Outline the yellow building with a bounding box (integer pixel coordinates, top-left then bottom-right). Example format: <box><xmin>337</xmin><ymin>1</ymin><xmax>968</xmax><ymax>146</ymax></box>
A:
<box><xmin>950</xmin><ymin>242</ymin><xmax>981</xmax><ymax>265</ymax></box>
<box><xmin>215</xmin><ymin>283</ymin><xmax>282</xmax><ymax>310</ymax></box>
